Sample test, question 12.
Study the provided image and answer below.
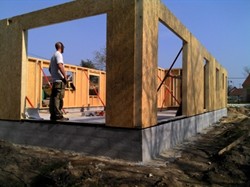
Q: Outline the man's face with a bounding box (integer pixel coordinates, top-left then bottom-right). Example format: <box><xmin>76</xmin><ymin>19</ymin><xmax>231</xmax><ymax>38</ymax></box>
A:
<box><xmin>61</xmin><ymin>44</ymin><xmax>65</xmax><ymax>53</ymax></box>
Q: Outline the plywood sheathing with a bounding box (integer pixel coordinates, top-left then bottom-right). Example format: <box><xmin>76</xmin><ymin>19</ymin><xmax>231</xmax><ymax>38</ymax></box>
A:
<box><xmin>16</xmin><ymin>0</ymin><xmax>112</xmax><ymax>30</ymax></box>
<box><xmin>26</xmin><ymin>57</ymin><xmax>179</xmax><ymax>112</ymax></box>
<box><xmin>26</xmin><ymin>57</ymin><xmax>106</xmax><ymax>108</ymax></box>
<box><xmin>183</xmin><ymin>35</ymin><xmax>205</xmax><ymax>115</ymax></box>
<box><xmin>0</xmin><ymin>20</ymin><xmax>27</xmax><ymax>120</ymax></box>
<box><xmin>157</xmin><ymin>68</ymin><xmax>182</xmax><ymax>108</ymax></box>
<box><xmin>140</xmin><ymin>0</ymin><xmax>159</xmax><ymax>127</ymax></box>
<box><xmin>158</xmin><ymin>3</ymin><xmax>227</xmax><ymax>116</ymax></box>
<box><xmin>106</xmin><ymin>0</ymin><xmax>160</xmax><ymax>128</ymax></box>
<box><xmin>106</xmin><ymin>0</ymin><xmax>138</xmax><ymax>127</ymax></box>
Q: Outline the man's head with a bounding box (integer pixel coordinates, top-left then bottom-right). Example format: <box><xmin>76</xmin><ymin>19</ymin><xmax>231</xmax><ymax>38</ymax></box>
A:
<box><xmin>55</xmin><ymin>42</ymin><xmax>64</xmax><ymax>53</ymax></box>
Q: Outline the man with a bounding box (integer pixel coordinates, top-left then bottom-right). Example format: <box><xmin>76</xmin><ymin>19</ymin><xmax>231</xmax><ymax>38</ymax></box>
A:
<box><xmin>49</xmin><ymin>42</ymin><xmax>69</xmax><ymax>121</ymax></box>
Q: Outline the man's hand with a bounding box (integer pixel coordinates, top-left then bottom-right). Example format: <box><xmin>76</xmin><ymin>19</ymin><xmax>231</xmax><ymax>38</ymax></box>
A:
<box><xmin>63</xmin><ymin>78</ymin><xmax>69</xmax><ymax>85</ymax></box>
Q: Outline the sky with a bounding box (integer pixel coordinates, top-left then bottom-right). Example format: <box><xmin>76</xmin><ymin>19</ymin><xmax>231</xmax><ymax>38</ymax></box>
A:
<box><xmin>0</xmin><ymin>0</ymin><xmax>250</xmax><ymax>88</ymax></box>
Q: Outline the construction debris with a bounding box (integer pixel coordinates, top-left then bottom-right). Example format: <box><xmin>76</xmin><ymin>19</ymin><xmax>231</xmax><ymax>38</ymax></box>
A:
<box><xmin>24</xmin><ymin>108</ymin><xmax>43</xmax><ymax>120</ymax></box>
<box><xmin>218</xmin><ymin>131</ymin><xmax>250</xmax><ymax>156</ymax></box>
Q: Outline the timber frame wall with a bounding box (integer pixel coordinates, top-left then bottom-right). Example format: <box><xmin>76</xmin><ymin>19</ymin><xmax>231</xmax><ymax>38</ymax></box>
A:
<box><xmin>26</xmin><ymin>57</ymin><xmax>181</xmax><ymax>109</ymax></box>
<box><xmin>0</xmin><ymin>0</ymin><xmax>227</xmax><ymax>128</ymax></box>
<box><xmin>27</xmin><ymin>57</ymin><xmax>106</xmax><ymax>108</ymax></box>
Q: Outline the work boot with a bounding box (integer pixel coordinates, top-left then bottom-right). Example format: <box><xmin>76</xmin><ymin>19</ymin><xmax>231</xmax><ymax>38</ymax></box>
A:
<box><xmin>58</xmin><ymin>117</ymin><xmax>69</xmax><ymax>121</ymax></box>
<box><xmin>50</xmin><ymin>115</ymin><xmax>69</xmax><ymax>121</ymax></box>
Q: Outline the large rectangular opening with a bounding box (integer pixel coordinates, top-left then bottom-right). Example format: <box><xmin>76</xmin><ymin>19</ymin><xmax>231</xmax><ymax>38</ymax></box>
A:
<box><xmin>26</xmin><ymin>14</ymin><xmax>107</xmax><ymax>123</ymax></box>
<box><xmin>157</xmin><ymin>21</ymin><xmax>183</xmax><ymax>122</ymax></box>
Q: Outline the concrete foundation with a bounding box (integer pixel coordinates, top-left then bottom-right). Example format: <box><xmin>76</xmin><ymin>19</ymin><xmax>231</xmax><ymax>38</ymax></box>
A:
<box><xmin>142</xmin><ymin>108</ymin><xmax>227</xmax><ymax>161</ymax></box>
<box><xmin>0</xmin><ymin>108</ymin><xmax>226</xmax><ymax>162</ymax></box>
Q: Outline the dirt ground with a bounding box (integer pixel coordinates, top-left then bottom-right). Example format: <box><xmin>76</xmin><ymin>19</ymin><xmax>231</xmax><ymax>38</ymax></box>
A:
<box><xmin>0</xmin><ymin>107</ymin><xmax>250</xmax><ymax>187</ymax></box>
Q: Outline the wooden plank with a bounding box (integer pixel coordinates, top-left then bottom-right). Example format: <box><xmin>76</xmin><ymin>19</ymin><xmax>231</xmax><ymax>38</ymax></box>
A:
<box><xmin>218</xmin><ymin>132</ymin><xmax>250</xmax><ymax>156</ymax></box>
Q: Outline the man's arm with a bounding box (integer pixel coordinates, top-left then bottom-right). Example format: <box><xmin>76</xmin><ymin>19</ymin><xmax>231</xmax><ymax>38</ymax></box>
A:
<box><xmin>58</xmin><ymin>63</ymin><xmax>67</xmax><ymax>82</ymax></box>
<box><xmin>49</xmin><ymin>64</ymin><xmax>51</xmax><ymax>74</ymax></box>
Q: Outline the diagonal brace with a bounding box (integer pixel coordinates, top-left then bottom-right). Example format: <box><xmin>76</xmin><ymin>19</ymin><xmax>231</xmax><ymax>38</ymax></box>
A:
<box><xmin>157</xmin><ymin>46</ymin><xmax>183</xmax><ymax>92</ymax></box>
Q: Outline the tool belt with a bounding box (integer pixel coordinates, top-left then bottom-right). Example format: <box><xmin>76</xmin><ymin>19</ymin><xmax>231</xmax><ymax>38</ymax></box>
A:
<box><xmin>53</xmin><ymin>80</ymin><xmax>65</xmax><ymax>89</ymax></box>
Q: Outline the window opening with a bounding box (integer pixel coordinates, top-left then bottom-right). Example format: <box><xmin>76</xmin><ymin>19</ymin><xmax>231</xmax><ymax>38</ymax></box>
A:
<box><xmin>66</xmin><ymin>71</ymin><xmax>76</xmax><ymax>90</ymax></box>
<box><xmin>42</xmin><ymin>67</ymin><xmax>52</xmax><ymax>107</ymax></box>
<box><xmin>203</xmin><ymin>58</ymin><xmax>209</xmax><ymax>110</ymax></box>
<box><xmin>216</xmin><ymin>68</ymin><xmax>220</xmax><ymax>91</ymax></box>
<box><xmin>89</xmin><ymin>75</ymin><xmax>99</xmax><ymax>96</ymax></box>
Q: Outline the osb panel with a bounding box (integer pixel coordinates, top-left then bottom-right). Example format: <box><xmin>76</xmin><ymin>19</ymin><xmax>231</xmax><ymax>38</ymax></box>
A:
<box><xmin>26</xmin><ymin>58</ymin><xmax>106</xmax><ymax>109</ymax></box>
<box><xmin>0</xmin><ymin>20</ymin><xmax>24</xmax><ymax>120</ymax></box>
<box><xmin>159</xmin><ymin>0</ymin><xmax>228</xmax><ymax>116</ymax></box>
<box><xmin>221</xmin><ymin>67</ymin><xmax>227</xmax><ymax>108</ymax></box>
<box><xmin>106</xmin><ymin>0</ymin><xmax>136</xmax><ymax>127</ymax></box>
<box><xmin>89</xmin><ymin>96</ymin><xmax>99</xmax><ymax>106</ymax></box>
<box><xmin>26</xmin><ymin>56</ymin><xmax>181</xmax><ymax>111</ymax></box>
<box><xmin>26</xmin><ymin>59</ymin><xmax>37</xmax><ymax>107</ymax></box>
<box><xmin>81</xmin><ymin>69</ymin><xmax>89</xmax><ymax>107</ymax></box>
<box><xmin>65</xmin><ymin>90</ymin><xmax>76</xmax><ymax>107</ymax></box>
<box><xmin>64</xmin><ymin>65</ymin><xmax>77</xmax><ymax>107</ymax></box>
<box><xmin>157</xmin><ymin>68</ymin><xmax>182</xmax><ymax>109</ymax></box>
<box><xmin>208</xmin><ymin>58</ymin><xmax>216</xmax><ymax>111</ymax></box>
<box><xmin>106</xmin><ymin>0</ymin><xmax>160</xmax><ymax>128</ymax></box>
<box><xmin>158</xmin><ymin>2</ymin><xmax>190</xmax><ymax>42</ymax></box>
<box><xmin>76</xmin><ymin>69</ymin><xmax>85</xmax><ymax>107</ymax></box>
<box><xmin>214</xmin><ymin>62</ymin><xmax>227</xmax><ymax>110</ymax></box>
<box><xmin>182</xmin><ymin>34</ymin><xmax>205</xmax><ymax>116</ymax></box>
<box><xmin>216</xmin><ymin>65</ymin><xmax>220</xmax><ymax>109</ymax></box>
<box><xmin>183</xmin><ymin>34</ymin><xmax>228</xmax><ymax>116</ymax></box>
<box><xmin>140</xmin><ymin>0</ymin><xmax>159</xmax><ymax>128</ymax></box>
<box><xmin>15</xmin><ymin>0</ymin><xmax>112</xmax><ymax>30</ymax></box>
<box><xmin>100</xmin><ymin>72</ymin><xmax>106</xmax><ymax>105</ymax></box>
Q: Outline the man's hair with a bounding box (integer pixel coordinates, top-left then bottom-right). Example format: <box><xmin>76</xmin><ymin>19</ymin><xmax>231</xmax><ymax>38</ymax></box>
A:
<box><xmin>55</xmin><ymin>42</ymin><xmax>64</xmax><ymax>50</ymax></box>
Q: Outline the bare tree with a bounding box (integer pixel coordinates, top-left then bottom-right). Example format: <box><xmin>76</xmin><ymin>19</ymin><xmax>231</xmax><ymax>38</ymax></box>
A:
<box><xmin>243</xmin><ymin>66</ymin><xmax>250</xmax><ymax>77</ymax></box>
<box><xmin>93</xmin><ymin>47</ymin><xmax>106</xmax><ymax>71</ymax></box>
<box><xmin>80</xmin><ymin>59</ymin><xmax>96</xmax><ymax>69</ymax></box>
<box><xmin>80</xmin><ymin>47</ymin><xmax>106</xmax><ymax>70</ymax></box>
